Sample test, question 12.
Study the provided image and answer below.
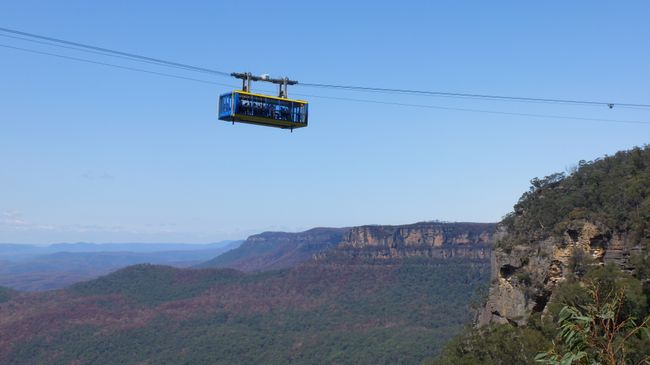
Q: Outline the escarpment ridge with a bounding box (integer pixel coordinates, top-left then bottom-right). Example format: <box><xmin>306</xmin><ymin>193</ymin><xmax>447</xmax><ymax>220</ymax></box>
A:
<box><xmin>479</xmin><ymin>146</ymin><xmax>650</xmax><ymax>326</ymax></box>
<box><xmin>316</xmin><ymin>222</ymin><xmax>495</xmax><ymax>263</ymax></box>
<box><xmin>200</xmin><ymin>222</ymin><xmax>496</xmax><ymax>271</ymax></box>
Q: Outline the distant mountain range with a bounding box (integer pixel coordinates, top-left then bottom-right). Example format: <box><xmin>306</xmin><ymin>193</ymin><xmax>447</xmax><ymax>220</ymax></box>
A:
<box><xmin>0</xmin><ymin>221</ymin><xmax>496</xmax><ymax>364</ymax></box>
<box><xmin>196</xmin><ymin>227</ymin><xmax>348</xmax><ymax>271</ymax></box>
<box><xmin>198</xmin><ymin>222</ymin><xmax>495</xmax><ymax>271</ymax></box>
<box><xmin>0</xmin><ymin>220</ymin><xmax>497</xmax><ymax>295</ymax></box>
<box><xmin>0</xmin><ymin>241</ymin><xmax>242</xmax><ymax>291</ymax></box>
<box><xmin>0</xmin><ymin>241</ymin><xmax>240</xmax><ymax>259</ymax></box>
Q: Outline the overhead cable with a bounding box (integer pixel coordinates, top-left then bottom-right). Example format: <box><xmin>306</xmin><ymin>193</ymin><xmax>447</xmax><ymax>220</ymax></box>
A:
<box><xmin>1</xmin><ymin>40</ymin><xmax>649</xmax><ymax>126</ymax></box>
<box><xmin>0</xmin><ymin>43</ymin><xmax>234</xmax><ymax>87</ymax></box>
<box><xmin>1</xmin><ymin>26</ymin><xmax>649</xmax><ymax>110</ymax></box>
<box><xmin>0</xmin><ymin>27</ymin><xmax>230</xmax><ymax>77</ymax></box>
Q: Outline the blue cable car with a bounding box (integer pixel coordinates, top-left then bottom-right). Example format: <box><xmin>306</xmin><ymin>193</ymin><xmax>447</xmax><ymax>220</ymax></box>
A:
<box><xmin>218</xmin><ymin>90</ymin><xmax>308</xmax><ymax>130</ymax></box>
<box><xmin>218</xmin><ymin>72</ymin><xmax>308</xmax><ymax>131</ymax></box>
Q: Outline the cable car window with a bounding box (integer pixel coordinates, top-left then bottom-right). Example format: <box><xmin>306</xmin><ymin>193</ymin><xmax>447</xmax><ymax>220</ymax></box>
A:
<box><xmin>219</xmin><ymin>91</ymin><xmax>308</xmax><ymax>130</ymax></box>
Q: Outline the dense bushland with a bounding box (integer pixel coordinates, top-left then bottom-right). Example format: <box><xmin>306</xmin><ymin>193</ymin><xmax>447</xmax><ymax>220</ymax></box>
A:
<box><xmin>498</xmin><ymin>146</ymin><xmax>650</xmax><ymax>251</ymax></box>
<box><xmin>1</xmin><ymin>259</ymin><xmax>489</xmax><ymax>364</ymax></box>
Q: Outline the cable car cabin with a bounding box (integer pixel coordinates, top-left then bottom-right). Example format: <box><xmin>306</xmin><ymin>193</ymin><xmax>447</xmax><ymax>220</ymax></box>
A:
<box><xmin>218</xmin><ymin>91</ymin><xmax>308</xmax><ymax>130</ymax></box>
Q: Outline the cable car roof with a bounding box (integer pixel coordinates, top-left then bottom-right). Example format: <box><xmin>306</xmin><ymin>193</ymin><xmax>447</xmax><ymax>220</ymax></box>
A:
<box><xmin>227</xmin><ymin>90</ymin><xmax>308</xmax><ymax>104</ymax></box>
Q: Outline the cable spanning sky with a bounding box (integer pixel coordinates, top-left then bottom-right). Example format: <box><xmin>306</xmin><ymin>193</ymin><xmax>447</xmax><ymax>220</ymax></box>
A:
<box><xmin>3</xmin><ymin>26</ymin><xmax>650</xmax><ymax>111</ymax></box>
<box><xmin>1</xmin><ymin>1</ymin><xmax>649</xmax><ymax>243</ymax></box>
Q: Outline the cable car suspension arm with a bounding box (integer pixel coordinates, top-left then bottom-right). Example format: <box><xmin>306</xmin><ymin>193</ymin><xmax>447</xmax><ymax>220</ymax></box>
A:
<box><xmin>231</xmin><ymin>72</ymin><xmax>298</xmax><ymax>99</ymax></box>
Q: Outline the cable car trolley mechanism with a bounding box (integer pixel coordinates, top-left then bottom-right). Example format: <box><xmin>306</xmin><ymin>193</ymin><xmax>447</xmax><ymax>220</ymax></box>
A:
<box><xmin>218</xmin><ymin>72</ymin><xmax>308</xmax><ymax>131</ymax></box>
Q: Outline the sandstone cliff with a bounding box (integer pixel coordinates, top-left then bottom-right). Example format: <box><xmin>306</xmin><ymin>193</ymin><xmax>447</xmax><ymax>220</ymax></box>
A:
<box><xmin>316</xmin><ymin>222</ymin><xmax>495</xmax><ymax>263</ymax></box>
<box><xmin>479</xmin><ymin>221</ymin><xmax>645</xmax><ymax>326</ymax></box>
<box><xmin>200</xmin><ymin>222</ymin><xmax>496</xmax><ymax>271</ymax></box>
<box><xmin>479</xmin><ymin>147</ymin><xmax>650</xmax><ymax>326</ymax></box>
<box><xmin>197</xmin><ymin>227</ymin><xmax>347</xmax><ymax>271</ymax></box>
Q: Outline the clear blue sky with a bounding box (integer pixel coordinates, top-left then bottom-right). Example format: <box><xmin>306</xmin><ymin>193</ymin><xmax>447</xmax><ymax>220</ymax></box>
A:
<box><xmin>1</xmin><ymin>1</ymin><xmax>649</xmax><ymax>243</ymax></box>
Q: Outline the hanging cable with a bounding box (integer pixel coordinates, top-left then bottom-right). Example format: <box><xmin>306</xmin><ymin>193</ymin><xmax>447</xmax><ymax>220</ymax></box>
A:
<box><xmin>1</xmin><ymin>40</ymin><xmax>649</xmax><ymax>126</ymax></box>
<box><xmin>1</xmin><ymin>26</ymin><xmax>649</xmax><ymax>110</ymax></box>
<box><xmin>0</xmin><ymin>43</ymin><xmax>235</xmax><ymax>87</ymax></box>
<box><xmin>292</xmin><ymin>93</ymin><xmax>650</xmax><ymax>125</ymax></box>
<box><xmin>297</xmin><ymin>83</ymin><xmax>650</xmax><ymax>109</ymax></box>
<box><xmin>0</xmin><ymin>33</ymin><xmax>215</xmax><ymax>74</ymax></box>
<box><xmin>0</xmin><ymin>27</ymin><xmax>231</xmax><ymax>77</ymax></box>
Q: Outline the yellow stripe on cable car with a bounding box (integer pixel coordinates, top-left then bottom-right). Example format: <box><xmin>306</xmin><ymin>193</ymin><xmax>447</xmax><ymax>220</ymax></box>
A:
<box><xmin>233</xmin><ymin>90</ymin><xmax>308</xmax><ymax>104</ymax></box>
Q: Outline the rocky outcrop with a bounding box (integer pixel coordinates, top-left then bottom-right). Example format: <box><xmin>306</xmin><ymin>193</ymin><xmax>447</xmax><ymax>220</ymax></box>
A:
<box><xmin>479</xmin><ymin>221</ymin><xmax>644</xmax><ymax>326</ymax></box>
<box><xmin>316</xmin><ymin>222</ymin><xmax>495</xmax><ymax>263</ymax></box>
<box><xmin>201</xmin><ymin>222</ymin><xmax>496</xmax><ymax>271</ymax></box>
<box><xmin>479</xmin><ymin>147</ymin><xmax>650</xmax><ymax>327</ymax></box>
<box><xmin>198</xmin><ymin>227</ymin><xmax>348</xmax><ymax>272</ymax></box>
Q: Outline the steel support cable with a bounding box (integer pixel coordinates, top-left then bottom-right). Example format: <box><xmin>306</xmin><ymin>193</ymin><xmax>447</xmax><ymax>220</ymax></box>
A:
<box><xmin>1</xmin><ymin>42</ymin><xmax>649</xmax><ymax>126</ymax></box>
<box><xmin>2</xmin><ymin>27</ymin><xmax>649</xmax><ymax>110</ymax></box>
<box><xmin>297</xmin><ymin>82</ymin><xmax>650</xmax><ymax>109</ymax></box>
<box><xmin>0</xmin><ymin>43</ymin><xmax>235</xmax><ymax>87</ymax></box>
<box><xmin>0</xmin><ymin>27</ymin><xmax>230</xmax><ymax>77</ymax></box>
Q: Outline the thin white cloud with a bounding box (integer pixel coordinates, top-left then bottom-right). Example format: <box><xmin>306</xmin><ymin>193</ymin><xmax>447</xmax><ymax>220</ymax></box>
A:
<box><xmin>0</xmin><ymin>211</ymin><xmax>28</xmax><ymax>227</ymax></box>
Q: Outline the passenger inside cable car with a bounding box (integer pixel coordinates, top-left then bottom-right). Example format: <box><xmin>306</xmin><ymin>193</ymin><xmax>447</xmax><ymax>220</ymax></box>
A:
<box><xmin>218</xmin><ymin>90</ymin><xmax>308</xmax><ymax>129</ymax></box>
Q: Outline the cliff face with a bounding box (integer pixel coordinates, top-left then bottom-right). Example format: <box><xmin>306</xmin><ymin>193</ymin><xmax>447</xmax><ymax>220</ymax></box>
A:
<box><xmin>479</xmin><ymin>147</ymin><xmax>650</xmax><ymax>327</ymax></box>
<box><xmin>200</xmin><ymin>222</ymin><xmax>496</xmax><ymax>271</ymax></box>
<box><xmin>479</xmin><ymin>221</ymin><xmax>644</xmax><ymax>326</ymax></box>
<box><xmin>316</xmin><ymin>222</ymin><xmax>495</xmax><ymax>263</ymax></box>
<box><xmin>198</xmin><ymin>227</ymin><xmax>348</xmax><ymax>272</ymax></box>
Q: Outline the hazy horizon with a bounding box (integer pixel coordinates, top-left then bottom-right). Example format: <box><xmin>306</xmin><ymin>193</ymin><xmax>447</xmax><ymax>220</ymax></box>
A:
<box><xmin>0</xmin><ymin>218</ymin><xmax>500</xmax><ymax>245</ymax></box>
